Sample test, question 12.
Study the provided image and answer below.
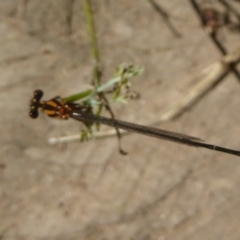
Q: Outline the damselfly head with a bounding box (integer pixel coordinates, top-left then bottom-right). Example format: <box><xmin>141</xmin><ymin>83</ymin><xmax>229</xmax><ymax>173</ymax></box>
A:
<box><xmin>29</xmin><ymin>89</ymin><xmax>44</xmax><ymax>119</ymax></box>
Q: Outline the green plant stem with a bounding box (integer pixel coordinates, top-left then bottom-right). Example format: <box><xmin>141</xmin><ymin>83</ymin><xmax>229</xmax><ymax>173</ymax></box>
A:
<box><xmin>84</xmin><ymin>0</ymin><xmax>101</xmax><ymax>87</ymax></box>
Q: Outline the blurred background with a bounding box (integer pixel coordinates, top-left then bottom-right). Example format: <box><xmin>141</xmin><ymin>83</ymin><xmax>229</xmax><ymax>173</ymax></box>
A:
<box><xmin>1</xmin><ymin>0</ymin><xmax>240</xmax><ymax>239</ymax></box>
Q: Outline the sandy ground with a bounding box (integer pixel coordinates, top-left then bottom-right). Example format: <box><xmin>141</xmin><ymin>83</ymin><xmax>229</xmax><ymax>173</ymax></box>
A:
<box><xmin>1</xmin><ymin>0</ymin><xmax>240</xmax><ymax>239</ymax></box>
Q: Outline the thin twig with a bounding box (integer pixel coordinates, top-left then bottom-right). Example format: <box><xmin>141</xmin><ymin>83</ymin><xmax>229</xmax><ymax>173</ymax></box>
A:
<box><xmin>148</xmin><ymin>0</ymin><xmax>181</xmax><ymax>38</ymax></box>
<box><xmin>158</xmin><ymin>47</ymin><xmax>240</xmax><ymax>122</ymax></box>
<box><xmin>218</xmin><ymin>0</ymin><xmax>240</xmax><ymax>21</ymax></box>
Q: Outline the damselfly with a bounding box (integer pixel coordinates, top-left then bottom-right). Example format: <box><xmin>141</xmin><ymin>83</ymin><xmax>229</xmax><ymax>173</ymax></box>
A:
<box><xmin>29</xmin><ymin>89</ymin><xmax>240</xmax><ymax>157</ymax></box>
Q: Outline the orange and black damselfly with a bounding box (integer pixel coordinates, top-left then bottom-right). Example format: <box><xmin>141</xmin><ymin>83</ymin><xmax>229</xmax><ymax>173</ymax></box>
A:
<box><xmin>29</xmin><ymin>89</ymin><xmax>240</xmax><ymax>157</ymax></box>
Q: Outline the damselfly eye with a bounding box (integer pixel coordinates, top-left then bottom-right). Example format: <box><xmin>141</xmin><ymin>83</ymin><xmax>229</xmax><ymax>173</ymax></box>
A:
<box><xmin>29</xmin><ymin>109</ymin><xmax>39</xmax><ymax>119</ymax></box>
<box><xmin>34</xmin><ymin>89</ymin><xmax>44</xmax><ymax>101</ymax></box>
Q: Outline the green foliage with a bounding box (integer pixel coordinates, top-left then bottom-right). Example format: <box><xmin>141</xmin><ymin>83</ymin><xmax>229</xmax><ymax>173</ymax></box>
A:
<box><xmin>62</xmin><ymin>64</ymin><xmax>144</xmax><ymax>141</ymax></box>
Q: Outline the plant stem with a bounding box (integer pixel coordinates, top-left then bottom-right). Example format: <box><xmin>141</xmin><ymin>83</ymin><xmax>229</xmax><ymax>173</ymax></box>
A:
<box><xmin>84</xmin><ymin>0</ymin><xmax>101</xmax><ymax>86</ymax></box>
